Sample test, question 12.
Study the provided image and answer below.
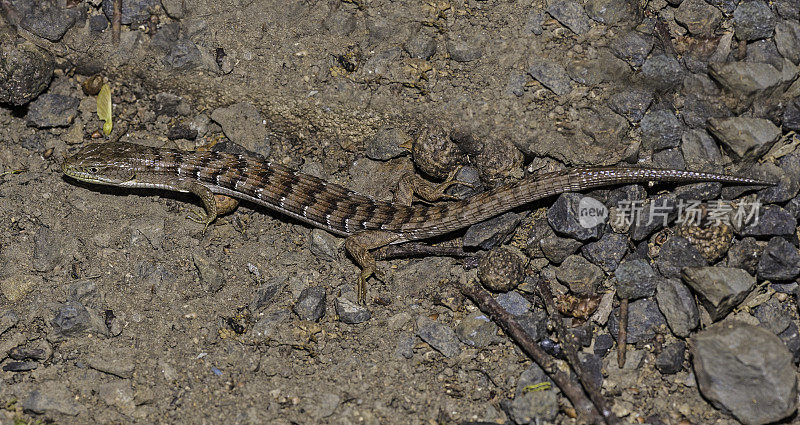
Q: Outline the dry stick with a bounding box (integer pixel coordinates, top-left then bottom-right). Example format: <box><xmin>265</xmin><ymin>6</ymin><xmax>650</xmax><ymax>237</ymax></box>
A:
<box><xmin>617</xmin><ymin>297</ymin><xmax>629</xmax><ymax>368</ymax></box>
<box><xmin>374</xmin><ymin>242</ymin><xmax>470</xmax><ymax>261</ymax></box>
<box><xmin>459</xmin><ymin>279</ymin><xmax>608</xmax><ymax>425</ymax></box>
<box><xmin>112</xmin><ymin>0</ymin><xmax>122</xmax><ymax>44</ymax></box>
<box><xmin>536</xmin><ymin>278</ymin><xmax>620</xmax><ymax>425</ymax></box>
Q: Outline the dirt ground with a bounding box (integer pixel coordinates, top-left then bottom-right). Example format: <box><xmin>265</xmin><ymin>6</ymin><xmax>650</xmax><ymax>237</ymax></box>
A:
<box><xmin>1</xmin><ymin>0</ymin><xmax>799</xmax><ymax>424</ymax></box>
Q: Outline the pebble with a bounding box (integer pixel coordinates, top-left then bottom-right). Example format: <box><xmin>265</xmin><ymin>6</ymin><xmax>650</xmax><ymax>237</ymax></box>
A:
<box><xmin>455</xmin><ymin>311</ymin><xmax>499</xmax><ymax>348</ymax></box>
<box><xmin>528</xmin><ymin>61</ymin><xmax>571</xmax><ymax>96</ymax></box>
<box><xmin>334</xmin><ymin>297</ymin><xmax>370</xmax><ymax>324</ymax></box>
<box><xmin>517</xmin><ymin>309</ymin><xmax>548</xmax><ymax>342</ymax></box>
<box><xmin>509</xmin><ymin>365</ymin><xmax>558</xmax><ymax>423</ymax></box>
<box><xmin>496</xmin><ymin>291</ymin><xmax>531</xmax><ymax>316</ymax></box>
<box><xmin>293</xmin><ymin>287</ymin><xmax>326</xmax><ymax>322</ymax></box>
<box><xmin>14</xmin><ymin>0</ymin><xmax>81</xmax><ymax>42</ymax></box>
<box><xmin>3</xmin><ymin>361</ymin><xmax>39</xmax><ymax>372</ymax></box>
<box><xmin>615</xmin><ymin>259</ymin><xmax>661</xmax><ymax>299</ymax></box>
<box><xmin>478</xmin><ymin>247</ymin><xmax>524</xmax><ymax>292</ymax></box>
<box><xmin>554</xmin><ymin>255</ymin><xmax>604</xmax><ymax>295</ymax></box>
<box><xmin>640</xmin><ymin>109</ymin><xmax>684</xmax><ymax>151</ymax></box>
<box><xmin>746</xmin><ymin>39</ymin><xmax>784</xmax><ymax>70</ymax></box>
<box><xmin>691</xmin><ymin>321</ymin><xmax>796</xmax><ymax>425</ymax></box>
<box><xmin>655</xmin><ymin>341</ymin><xmax>686</xmax><ymax>375</ymax></box>
<box><xmin>775</xmin><ymin>20</ymin><xmax>800</xmax><ymax>64</ymax></box>
<box><xmin>581</xmin><ymin>233</ymin><xmax>627</xmax><ymax>272</ymax></box>
<box><xmin>23</xmin><ymin>384</ymin><xmax>85</xmax><ymax>416</ymax></box>
<box><xmin>652</xmin><ymin>148</ymin><xmax>686</xmax><ymax>170</ymax></box>
<box><xmin>594</xmin><ymin>333</ymin><xmax>614</xmax><ymax>356</ymax></box>
<box><xmin>608</xmin><ymin>90</ymin><xmax>653</xmax><ymax>123</ymax></box>
<box><xmin>584</xmin><ymin>0</ymin><xmax>635</xmax><ymax>26</ymax></box>
<box><xmin>162</xmin><ymin>39</ymin><xmax>203</xmax><ymax>71</ymax></box>
<box><xmin>641</xmin><ymin>54</ymin><xmax>684</xmax><ymax>91</ymax></box>
<box><xmin>610</xmin><ymin>31</ymin><xmax>654</xmax><ymax>67</ymax></box>
<box><xmin>0</xmin><ymin>309</ymin><xmax>19</xmax><ymax>337</ymax></box>
<box><xmin>655</xmin><ymin>236</ymin><xmax>708</xmax><ymax>279</ymax></box>
<box><xmin>779</xmin><ymin>322</ymin><xmax>800</xmax><ymax>364</ymax></box>
<box><xmin>394</xmin><ymin>336</ymin><xmax>415</xmax><ymax>359</ymax></box>
<box><xmin>656</xmin><ymin>278</ymin><xmax>699</xmax><ymax>337</ymax></box>
<box><xmin>727</xmin><ymin>237</ymin><xmax>765</xmax><ymax>276</ymax></box>
<box><xmin>547</xmin><ymin>0</ymin><xmax>591</xmax><ymax>35</ymax></box>
<box><xmin>674</xmin><ymin>0</ymin><xmax>722</xmax><ymax>37</ymax></box>
<box><xmin>733</xmin><ymin>0</ymin><xmax>777</xmax><ymax>41</ymax></box>
<box><xmin>525</xmin><ymin>10</ymin><xmax>546</xmax><ymax>35</ymax></box>
<box><xmin>416</xmin><ymin>316</ymin><xmax>461</xmax><ymax>358</ymax></box>
<box><xmin>753</xmin><ymin>297</ymin><xmax>793</xmax><ymax>335</ymax></box>
<box><xmin>0</xmin><ymin>274</ymin><xmax>41</xmax><ymax>302</ymax></box>
<box><xmin>0</xmin><ymin>37</ymin><xmax>54</xmax><ymax>106</ymax></box>
<box><xmin>87</xmin><ymin>346</ymin><xmax>135</xmax><ymax>378</ymax></box>
<box><xmin>210</xmin><ymin>102</ymin><xmax>271</xmax><ymax>155</ymax></box>
<box><xmin>26</xmin><ymin>94</ymin><xmax>80</xmax><ymax>128</ymax></box>
<box><xmin>309</xmin><ymin>229</ymin><xmax>342</xmax><ymax>262</ymax></box>
<box><xmin>250</xmin><ymin>309</ymin><xmax>290</xmax><ymax>341</ymax></box>
<box><xmin>757</xmin><ymin>237</ymin><xmax>800</xmax><ymax>281</ymax></box>
<box><xmin>608</xmin><ymin>298</ymin><xmax>667</xmax><ymax>343</ymax></box>
<box><xmin>446</xmin><ymin>35</ymin><xmax>483</xmax><ymax>62</ymax></box>
<box><xmin>708</xmin><ymin>62</ymin><xmax>783</xmax><ymax>96</ymax></box>
<box><xmin>741</xmin><ymin>205</ymin><xmax>796</xmax><ymax>236</ymax></box>
<box><xmin>365</xmin><ymin>126</ymin><xmax>409</xmax><ymax>160</ymax></box>
<box><xmin>784</xmin><ymin>99</ymin><xmax>800</xmax><ymax>130</ymax></box>
<box><xmin>547</xmin><ymin>193</ymin><xmax>603</xmax><ymax>240</ymax></box>
<box><xmin>539</xmin><ymin>234</ymin><xmax>583</xmax><ymax>264</ymax></box>
<box><xmin>97</xmin><ymin>381</ymin><xmax>135</xmax><ymax>413</ymax></box>
<box><xmin>681</xmin><ymin>267</ymin><xmax>756</xmax><ymax>321</ymax></box>
<box><xmin>192</xmin><ymin>253</ymin><xmax>225</xmax><ymax>293</ymax></box>
<box><xmin>629</xmin><ymin>194</ymin><xmax>677</xmax><ymax>241</ymax></box>
<box><xmin>102</xmin><ymin>0</ymin><xmax>159</xmax><ymax>25</ymax></box>
<box><xmin>680</xmin><ymin>94</ymin><xmax>730</xmax><ymax>129</ymax></box>
<box><xmin>404</xmin><ymin>31</ymin><xmax>437</xmax><ymax>60</ymax></box>
<box><xmin>52</xmin><ymin>302</ymin><xmax>95</xmax><ymax>337</ymax></box>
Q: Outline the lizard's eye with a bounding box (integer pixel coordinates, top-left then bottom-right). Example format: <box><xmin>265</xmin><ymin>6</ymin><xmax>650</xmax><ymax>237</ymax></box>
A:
<box><xmin>88</xmin><ymin>167</ymin><xmax>99</xmax><ymax>174</ymax></box>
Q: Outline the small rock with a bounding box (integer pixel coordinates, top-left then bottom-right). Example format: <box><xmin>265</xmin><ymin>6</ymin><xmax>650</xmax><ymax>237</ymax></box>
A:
<box><xmin>656</xmin><ymin>278</ymin><xmax>699</xmax><ymax>337</ymax></box>
<box><xmin>0</xmin><ymin>38</ymin><xmax>54</xmax><ymax>105</ymax></box>
<box><xmin>293</xmin><ymin>287</ymin><xmax>326</xmax><ymax>322</ymax></box>
<box><xmin>655</xmin><ymin>341</ymin><xmax>686</xmax><ymax>375</ymax></box>
<box><xmin>733</xmin><ymin>0</ymin><xmax>777</xmax><ymax>41</ymax></box>
<box><xmin>210</xmin><ymin>102</ymin><xmax>271</xmax><ymax>155</ymax></box>
<box><xmin>727</xmin><ymin>237</ymin><xmax>765</xmax><ymax>275</ymax></box>
<box><xmin>539</xmin><ymin>234</ymin><xmax>583</xmax><ymax>264</ymax></box>
<box><xmin>640</xmin><ymin>109</ymin><xmax>684</xmax><ymax>151</ymax></box>
<box><xmin>581</xmin><ymin>233</ymin><xmax>628</xmax><ymax>272</ymax></box>
<box><xmin>87</xmin><ymin>346</ymin><xmax>135</xmax><ymax>379</ymax></box>
<box><xmin>708</xmin><ymin>62</ymin><xmax>783</xmax><ymax>97</ymax></box>
<box><xmin>166</xmin><ymin>122</ymin><xmax>197</xmax><ymax>140</ymax></box>
<box><xmin>584</xmin><ymin>0</ymin><xmax>635</xmax><ymax>25</ymax></box>
<box><xmin>608</xmin><ymin>90</ymin><xmax>653</xmax><ymax>123</ymax></box>
<box><xmin>365</xmin><ymin>126</ymin><xmax>409</xmax><ymax>160</ymax></box>
<box><xmin>162</xmin><ymin>39</ymin><xmax>203</xmax><ymax>71</ymax></box>
<box><xmin>746</xmin><ymin>39</ymin><xmax>784</xmax><ymax>69</ymax></box>
<box><xmin>455</xmin><ymin>311</ymin><xmax>499</xmax><ymax>347</ymax></box>
<box><xmin>741</xmin><ymin>205</ymin><xmax>796</xmax><ymax>236</ymax></box>
<box><xmin>681</xmin><ymin>129</ymin><xmax>724</xmax><ymax>171</ymax></box>
<box><xmin>757</xmin><ymin>237</ymin><xmax>800</xmax><ymax>280</ymax></box>
<box><xmin>26</xmin><ymin>94</ymin><xmax>80</xmax><ymax>128</ymax></box>
<box><xmin>15</xmin><ymin>0</ymin><xmax>81</xmax><ymax>42</ymax></box>
<box><xmin>478</xmin><ymin>247</ymin><xmax>524</xmax><ymax>292</ymax></box>
<box><xmin>404</xmin><ymin>32</ymin><xmax>437</xmax><ymax>60</ymax></box>
<box><xmin>548</xmin><ymin>193</ymin><xmax>603</xmax><ymax>240</ymax></box>
<box><xmin>102</xmin><ymin>0</ymin><xmax>159</xmax><ymax>25</ymax></box>
<box><xmin>250</xmin><ymin>276</ymin><xmax>287</xmax><ymax>312</ymax></box>
<box><xmin>89</xmin><ymin>14</ymin><xmax>109</xmax><ymax>32</ymax></box>
<box><xmin>3</xmin><ymin>361</ymin><xmax>38</xmax><ymax>372</ymax></box>
<box><xmin>52</xmin><ymin>302</ymin><xmax>93</xmax><ymax>337</ymax></box>
<box><xmin>463</xmin><ymin>212</ymin><xmax>521</xmax><ymax>249</ymax></box>
<box><xmin>608</xmin><ymin>298</ymin><xmax>668</xmax><ymax>343</ymax></box>
<box><xmin>594</xmin><ymin>333</ymin><xmax>614</xmax><ymax>356</ymax></box>
<box><xmin>655</xmin><ymin>236</ymin><xmax>708</xmax><ymax>279</ymax></box>
<box><xmin>0</xmin><ymin>309</ymin><xmax>19</xmax><ymax>337</ymax></box>
<box><xmin>641</xmin><ymin>54</ymin><xmax>684</xmax><ymax>91</ymax></box>
<box><xmin>517</xmin><ymin>309</ymin><xmax>548</xmax><ymax>342</ymax></box>
<box><xmin>334</xmin><ymin>297</ymin><xmax>370</xmax><ymax>324</ymax></box>
<box><xmin>509</xmin><ymin>365</ymin><xmax>558</xmax><ymax>423</ymax></box>
<box><xmin>547</xmin><ymin>0</ymin><xmax>591</xmax><ymax>35</ymax></box>
<box><xmin>417</xmin><ymin>316</ymin><xmax>461</xmax><ymax>358</ymax></box>
<box><xmin>23</xmin><ymin>384</ymin><xmax>84</xmax><ymax>416</ymax></box>
<box><xmin>775</xmin><ymin>20</ymin><xmax>800</xmax><ymax>64</ymax></box>
<box><xmin>394</xmin><ymin>336</ymin><xmax>415</xmax><ymax>359</ymax></box>
<box><xmin>250</xmin><ymin>309</ymin><xmax>290</xmax><ymax>341</ymax></box>
<box><xmin>610</xmin><ymin>31</ymin><xmax>654</xmax><ymax>67</ymax></box>
<box><xmin>753</xmin><ymin>297</ymin><xmax>793</xmax><ymax>334</ymax></box>
<box><xmin>681</xmin><ymin>267</ymin><xmax>756</xmax><ymax>321</ymax></box>
<box><xmin>691</xmin><ymin>321</ymin><xmax>796</xmax><ymax>425</ymax></box>
<box><xmin>652</xmin><ymin>148</ymin><xmax>686</xmax><ymax>170</ymax></box>
<box><xmin>192</xmin><ymin>253</ymin><xmax>225</xmax><ymax>293</ymax></box>
<box><xmin>446</xmin><ymin>35</ymin><xmax>482</xmax><ymax>62</ymax></box>
<box><xmin>496</xmin><ymin>291</ymin><xmax>531</xmax><ymax>316</ymax></box>
<box><xmin>629</xmin><ymin>194</ymin><xmax>678</xmax><ymax>241</ymax></box>
<box><xmin>528</xmin><ymin>61</ymin><xmax>571</xmax><ymax>96</ymax></box>
<box><xmin>779</xmin><ymin>322</ymin><xmax>800</xmax><ymax>364</ymax></box>
<box><xmin>0</xmin><ymin>274</ymin><xmax>41</xmax><ymax>302</ymax></box>
<box><xmin>615</xmin><ymin>259</ymin><xmax>661</xmax><ymax>299</ymax></box>
<box><xmin>675</xmin><ymin>0</ymin><xmax>722</xmax><ymax>37</ymax></box>
<box><xmin>309</xmin><ymin>229</ymin><xmax>342</xmax><ymax>262</ymax></box>
<box><xmin>554</xmin><ymin>255</ymin><xmax>604</xmax><ymax>295</ymax></box>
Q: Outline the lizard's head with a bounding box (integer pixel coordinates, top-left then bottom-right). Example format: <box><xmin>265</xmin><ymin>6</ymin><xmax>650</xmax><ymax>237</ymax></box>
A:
<box><xmin>62</xmin><ymin>142</ymin><xmax>140</xmax><ymax>186</ymax></box>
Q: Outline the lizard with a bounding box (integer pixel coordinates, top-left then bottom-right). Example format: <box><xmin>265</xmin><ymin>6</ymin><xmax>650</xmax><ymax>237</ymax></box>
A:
<box><xmin>61</xmin><ymin>141</ymin><xmax>773</xmax><ymax>303</ymax></box>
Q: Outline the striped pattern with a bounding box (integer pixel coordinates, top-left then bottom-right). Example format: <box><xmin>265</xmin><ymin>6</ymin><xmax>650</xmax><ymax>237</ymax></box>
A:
<box><xmin>62</xmin><ymin>142</ymin><xmax>773</xmax><ymax>242</ymax></box>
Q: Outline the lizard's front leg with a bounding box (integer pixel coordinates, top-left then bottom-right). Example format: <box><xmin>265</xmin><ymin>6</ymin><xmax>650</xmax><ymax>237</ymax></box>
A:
<box><xmin>393</xmin><ymin>166</ymin><xmax>469</xmax><ymax>205</ymax></box>
<box><xmin>345</xmin><ymin>230</ymin><xmax>401</xmax><ymax>304</ymax></box>
<box><xmin>180</xmin><ymin>180</ymin><xmax>219</xmax><ymax>233</ymax></box>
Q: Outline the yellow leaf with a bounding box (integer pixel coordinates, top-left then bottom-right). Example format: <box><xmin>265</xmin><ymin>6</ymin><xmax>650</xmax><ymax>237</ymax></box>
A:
<box><xmin>97</xmin><ymin>83</ymin><xmax>112</xmax><ymax>135</ymax></box>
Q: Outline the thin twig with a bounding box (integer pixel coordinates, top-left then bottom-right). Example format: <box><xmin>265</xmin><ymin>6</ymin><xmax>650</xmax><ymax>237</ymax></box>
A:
<box><xmin>617</xmin><ymin>297</ymin><xmax>629</xmax><ymax>368</ymax></box>
<box><xmin>373</xmin><ymin>242</ymin><xmax>470</xmax><ymax>260</ymax></box>
<box><xmin>537</xmin><ymin>278</ymin><xmax>620</xmax><ymax>425</ymax></box>
<box><xmin>112</xmin><ymin>0</ymin><xmax>122</xmax><ymax>44</ymax></box>
<box><xmin>459</xmin><ymin>278</ymin><xmax>608</xmax><ymax>424</ymax></box>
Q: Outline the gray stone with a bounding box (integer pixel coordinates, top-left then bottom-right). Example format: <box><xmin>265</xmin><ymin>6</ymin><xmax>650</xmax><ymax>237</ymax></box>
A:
<box><xmin>3</xmin><ymin>361</ymin><xmax>39</xmax><ymax>372</ymax></box>
<box><xmin>250</xmin><ymin>276</ymin><xmax>287</xmax><ymax>312</ymax></box>
<box><xmin>293</xmin><ymin>287</ymin><xmax>326</xmax><ymax>322</ymax></box>
<box><xmin>708</xmin><ymin>62</ymin><xmax>783</xmax><ymax>96</ymax></box>
<box><xmin>517</xmin><ymin>309</ymin><xmax>548</xmax><ymax>342</ymax></box>
<box><xmin>615</xmin><ymin>259</ymin><xmax>661</xmax><ymax>299</ymax></box>
<box><xmin>757</xmin><ymin>237</ymin><xmax>800</xmax><ymax>281</ymax></box>
<box><xmin>584</xmin><ymin>0</ymin><xmax>636</xmax><ymax>25</ymax></box>
<box><xmin>210</xmin><ymin>102</ymin><xmax>271</xmax><ymax>155</ymax></box>
<box><xmin>509</xmin><ymin>365</ymin><xmax>558</xmax><ymax>423</ymax></box>
<box><xmin>608</xmin><ymin>298</ymin><xmax>668</xmax><ymax>343</ymax></box>
<box><xmin>554</xmin><ymin>255</ymin><xmax>604</xmax><ymax>295</ymax></box>
<box><xmin>629</xmin><ymin>194</ymin><xmax>678</xmax><ymax>241</ymax></box>
<box><xmin>733</xmin><ymin>0</ymin><xmax>777</xmax><ymax>41</ymax></box>
<box><xmin>23</xmin><ymin>384</ymin><xmax>84</xmax><ymax>416</ymax></box>
<box><xmin>162</xmin><ymin>39</ymin><xmax>203</xmax><ymax>71</ymax></box>
<box><xmin>581</xmin><ymin>233</ymin><xmax>627</xmax><ymax>272</ymax></box>
<box><xmin>26</xmin><ymin>94</ymin><xmax>80</xmax><ymax>128</ymax></box>
<box><xmin>608</xmin><ymin>90</ymin><xmax>653</xmax><ymax>123</ymax></box>
<box><xmin>446</xmin><ymin>35</ymin><xmax>482</xmax><ymax>62</ymax></box>
<box><xmin>691</xmin><ymin>321</ymin><xmax>796</xmax><ymax>425</ymax></box>
<box><xmin>611</xmin><ymin>31</ymin><xmax>654</xmax><ymax>67</ymax></box>
<box><xmin>779</xmin><ymin>322</ymin><xmax>800</xmax><ymax>364</ymax></box>
<box><xmin>335</xmin><ymin>297</ymin><xmax>371</xmax><ymax>324</ymax></box>
<box><xmin>365</xmin><ymin>126</ymin><xmax>409</xmax><ymax>160</ymax></box>
<box><xmin>52</xmin><ymin>302</ymin><xmax>94</xmax><ymax>337</ymax></box>
<box><xmin>640</xmin><ymin>109</ymin><xmax>684</xmax><ymax>151</ymax></box>
<box><xmin>774</xmin><ymin>0</ymin><xmax>799</xmax><ymax>20</ymax></box>
<box><xmin>0</xmin><ymin>309</ymin><xmax>18</xmax><ymax>337</ymax></box>
<box><xmin>250</xmin><ymin>309</ymin><xmax>290</xmax><ymax>341</ymax></box>
<box><xmin>707</xmin><ymin>117</ymin><xmax>780</xmax><ymax>161</ymax></box>
<box><xmin>496</xmin><ymin>291</ymin><xmax>531</xmax><ymax>316</ymax></box>
<box><xmin>741</xmin><ymin>205</ymin><xmax>796</xmax><ymax>237</ymax></box>
<box><xmin>463</xmin><ymin>212</ymin><xmax>521</xmax><ymax>249</ymax></box>
<box><xmin>309</xmin><ymin>229</ymin><xmax>342</xmax><ymax>262</ymax></box>
<box><xmin>655</xmin><ymin>236</ymin><xmax>708</xmax><ymax>279</ymax></box>
<box><xmin>547</xmin><ymin>0</ymin><xmax>591</xmax><ymax>35</ymax></box>
<box><xmin>727</xmin><ymin>237</ymin><xmax>765</xmax><ymax>276</ymax></box>
<box><xmin>753</xmin><ymin>298</ymin><xmax>793</xmax><ymax>334</ymax></box>
<box><xmin>655</xmin><ymin>341</ymin><xmax>686</xmax><ymax>375</ymax></box>
<box><xmin>97</xmin><ymin>381</ymin><xmax>135</xmax><ymax>413</ymax></box>
<box><xmin>548</xmin><ymin>193</ymin><xmax>603</xmax><ymax>240</ymax></box>
<box><xmin>417</xmin><ymin>317</ymin><xmax>461</xmax><ymax>357</ymax></box>
<box><xmin>528</xmin><ymin>61</ymin><xmax>571</xmax><ymax>96</ymax></box>
<box><xmin>675</xmin><ymin>0</ymin><xmax>722</xmax><ymax>37</ymax></box>
<box><xmin>784</xmin><ymin>99</ymin><xmax>800</xmax><ymax>130</ymax></box>
<box><xmin>102</xmin><ymin>0</ymin><xmax>160</xmax><ymax>25</ymax></box>
<box><xmin>652</xmin><ymin>148</ymin><xmax>686</xmax><ymax>170</ymax></box>
<box><xmin>404</xmin><ymin>32</ymin><xmax>437</xmax><ymax>60</ymax></box>
<box><xmin>455</xmin><ymin>310</ymin><xmax>499</xmax><ymax>347</ymax></box>
<box><xmin>539</xmin><ymin>234</ymin><xmax>583</xmax><ymax>264</ymax></box>
<box><xmin>775</xmin><ymin>20</ymin><xmax>800</xmax><ymax>64</ymax></box>
<box><xmin>87</xmin><ymin>346</ymin><xmax>135</xmax><ymax>379</ymax></box>
<box><xmin>192</xmin><ymin>252</ymin><xmax>225</xmax><ymax>293</ymax></box>
<box><xmin>746</xmin><ymin>39</ymin><xmax>784</xmax><ymax>69</ymax></box>
<box><xmin>682</xmin><ymin>267</ymin><xmax>756</xmax><ymax>321</ymax></box>
<box><xmin>641</xmin><ymin>55</ymin><xmax>684</xmax><ymax>91</ymax></box>
<box><xmin>656</xmin><ymin>278</ymin><xmax>699</xmax><ymax>337</ymax></box>
<box><xmin>14</xmin><ymin>0</ymin><xmax>81</xmax><ymax>42</ymax></box>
